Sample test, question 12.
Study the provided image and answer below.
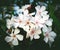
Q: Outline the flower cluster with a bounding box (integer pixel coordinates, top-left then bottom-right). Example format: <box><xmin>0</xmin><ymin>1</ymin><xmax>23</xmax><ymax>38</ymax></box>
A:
<box><xmin>5</xmin><ymin>4</ymin><xmax>56</xmax><ymax>46</ymax></box>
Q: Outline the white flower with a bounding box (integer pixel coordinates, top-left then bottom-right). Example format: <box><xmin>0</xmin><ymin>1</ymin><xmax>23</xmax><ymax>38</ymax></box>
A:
<box><xmin>33</xmin><ymin>15</ymin><xmax>52</xmax><ymax>29</ymax></box>
<box><xmin>21</xmin><ymin>4</ymin><xmax>31</xmax><ymax>16</ymax></box>
<box><xmin>5</xmin><ymin>28</ymin><xmax>23</xmax><ymax>46</ymax></box>
<box><xmin>5</xmin><ymin>4</ymin><xmax>56</xmax><ymax>45</ymax></box>
<box><xmin>35</xmin><ymin>5</ymin><xmax>47</xmax><ymax>16</ymax></box>
<box><xmin>33</xmin><ymin>16</ymin><xmax>46</xmax><ymax>28</ymax></box>
<box><xmin>35</xmin><ymin>5</ymin><xmax>49</xmax><ymax>20</ymax></box>
<box><xmin>42</xmin><ymin>26</ymin><xmax>56</xmax><ymax>46</ymax></box>
<box><xmin>33</xmin><ymin>13</ymin><xmax>49</xmax><ymax>29</ymax></box>
<box><xmin>22</xmin><ymin>16</ymin><xmax>36</xmax><ymax>32</ymax></box>
<box><xmin>6</xmin><ymin>16</ymin><xmax>19</xmax><ymax>29</ymax></box>
<box><xmin>26</xmin><ymin>27</ymin><xmax>41</xmax><ymax>40</ymax></box>
<box><xmin>14</xmin><ymin>14</ymin><xmax>25</xmax><ymax>28</ymax></box>
<box><xmin>23</xmin><ymin>22</ymin><xmax>35</xmax><ymax>32</ymax></box>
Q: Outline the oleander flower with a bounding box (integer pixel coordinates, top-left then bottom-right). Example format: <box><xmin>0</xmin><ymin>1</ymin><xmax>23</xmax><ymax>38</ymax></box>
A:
<box><xmin>5</xmin><ymin>4</ymin><xmax>57</xmax><ymax>47</ymax></box>
<box><xmin>5</xmin><ymin>28</ymin><xmax>23</xmax><ymax>46</ymax></box>
<box><xmin>26</xmin><ymin>27</ymin><xmax>41</xmax><ymax>40</ymax></box>
<box><xmin>42</xmin><ymin>25</ymin><xmax>56</xmax><ymax>46</ymax></box>
<box><xmin>33</xmin><ymin>15</ymin><xmax>52</xmax><ymax>29</ymax></box>
<box><xmin>6</xmin><ymin>16</ymin><xmax>20</xmax><ymax>29</ymax></box>
<box><xmin>13</xmin><ymin>14</ymin><xmax>25</xmax><ymax>28</ymax></box>
<box><xmin>33</xmin><ymin>15</ymin><xmax>46</xmax><ymax>28</ymax></box>
<box><xmin>35</xmin><ymin>5</ymin><xmax>47</xmax><ymax>16</ymax></box>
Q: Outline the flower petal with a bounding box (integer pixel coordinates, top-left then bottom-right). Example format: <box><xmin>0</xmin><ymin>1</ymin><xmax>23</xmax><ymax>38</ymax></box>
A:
<box><xmin>6</xmin><ymin>19</ymin><xmax>12</xmax><ymax>29</ymax></box>
<box><xmin>42</xmin><ymin>15</ymin><xmax>49</xmax><ymax>20</ymax></box>
<box><xmin>45</xmin><ymin>18</ymin><xmax>53</xmax><ymax>26</ymax></box>
<box><xmin>23</xmin><ymin>25</ymin><xmax>30</xmax><ymax>32</ymax></box>
<box><xmin>34</xmin><ymin>34</ymin><xmax>40</xmax><ymax>39</ymax></box>
<box><xmin>44</xmin><ymin>37</ymin><xmax>48</xmax><ymax>43</ymax></box>
<box><xmin>49</xmin><ymin>31</ymin><xmax>56</xmax><ymax>38</ymax></box>
<box><xmin>14</xmin><ymin>28</ymin><xmax>20</xmax><ymax>34</ymax></box>
<box><xmin>16</xmin><ymin>34</ymin><xmax>23</xmax><ymax>41</ymax></box>
<box><xmin>35</xmin><ymin>28</ymin><xmax>41</xmax><ymax>34</ymax></box>
<box><xmin>13</xmin><ymin>22</ymin><xmax>19</xmax><ymax>28</ymax></box>
<box><xmin>12</xmin><ymin>38</ymin><xmax>18</xmax><ymax>46</ymax></box>
<box><xmin>24</xmin><ymin>10</ymin><xmax>29</xmax><ymax>15</ymax></box>
<box><xmin>5</xmin><ymin>36</ymin><xmax>13</xmax><ymax>42</ymax></box>
<box><xmin>30</xmin><ymin>35</ymin><xmax>34</xmax><ymax>40</ymax></box>
<box><xmin>49</xmin><ymin>37</ymin><xmax>54</xmax><ymax>42</ymax></box>
<box><xmin>41</xmin><ymin>11</ymin><xmax>48</xmax><ymax>16</ymax></box>
<box><xmin>40</xmin><ymin>6</ymin><xmax>46</xmax><ymax>12</ymax></box>
<box><xmin>42</xmin><ymin>25</ymin><xmax>48</xmax><ymax>32</ymax></box>
<box><xmin>35</xmin><ymin>6</ymin><xmax>40</xmax><ymax>11</ymax></box>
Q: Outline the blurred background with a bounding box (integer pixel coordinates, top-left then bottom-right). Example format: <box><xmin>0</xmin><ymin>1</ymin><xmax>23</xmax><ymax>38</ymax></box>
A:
<box><xmin>0</xmin><ymin>0</ymin><xmax>60</xmax><ymax>50</ymax></box>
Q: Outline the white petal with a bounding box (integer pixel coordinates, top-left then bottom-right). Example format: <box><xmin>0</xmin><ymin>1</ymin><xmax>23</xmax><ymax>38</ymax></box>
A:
<box><xmin>34</xmin><ymin>34</ymin><xmax>40</xmax><ymax>39</ymax></box>
<box><xmin>30</xmin><ymin>35</ymin><xmax>34</xmax><ymax>40</ymax></box>
<box><xmin>6</xmin><ymin>19</ymin><xmax>12</xmax><ymax>29</ymax></box>
<box><xmin>19</xmin><ymin>14</ymin><xmax>24</xmax><ymax>18</ymax></box>
<box><xmin>49</xmin><ymin>37</ymin><xmax>54</xmax><ymax>42</ymax></box>
<box><xmin>24</xmin><ymin>10</ymin><xmax>29</xmax><ymax>15</ymax></box>
<box><xmin>13</xmin><ymin>22</ymin><xmax>19</xmax><ymax>28</ymax></box>
<box><xmin>44</xmin><ymin>37</ymin><xmax>48</xmax><ymax>43</ymax></box>
<box><xmin>19</xmin><ymin>23</ymin><xmax>24</xmax><ymax>28</ymax></box>
<box><xmin>23</xmin><ymin>26</ymin><xmax>29</xmax><ymax>32</ymax></box>
<box><xmin>14</xmin><ymin>28</ymin><xmax>20</xmax><ymax>34</ymax></box>
<box><xmin>26</xmin><ymin>33</ymin><xmax>30</xmax><ymax>38</ymax></box>
<box><xmin>35</xmin><ymin>6</ymin><xmax>40</xmax><ymax>11</ymax></box>
<box><xmin>36</xmin><ymin>28</ymin><xmax>41</xmax><ymax>34</ymax></box>
<box><xmin>5</xmin><ymin>36</ymin><xmax>13</xmax><ymax>42</ymax></box>
<box><xmin>49</xmin><ymin>31</ymin><xmax>56</xmax><ymax>38</ymax></box>
<box><xmin>7</xmin><ymin>25</ymin><xmax>11</xmax><ymax>29</ymax></box>
<box><xmin>41</xmin><ymin>11</ymin><xmax>48</xmax><ymax>15</ymax></box>
<box><xmin>45</xmin><ymin>19</ymin><xmax>53</xmax><ymax>26</ymax></box>
<box><xmin>40</xmin><ymin>19</ymin><xmax>45</xmax><ymax>23</ymax></box>
<box><xmin>42</xmin><ymin>15</ymin><xmax>49</xmax><ymax>20</ymax></box>
<box><xmin>12</xmin><ymin>38</ymin><xmax>18</xmax><ymax>46</ymax></box>
<box><xmin>48</xmin><ymin>41</ymin><xmax>52</xmax><ymax>47</ymax></box>
<box><xmin>6</xmin><ymin>19</ymin><xmax>11</xmax><ymax>23</ymax></box>
<box><xmin>48</xmin><ymin>27</ymin><xmax>52</xmax><ymax>32</ymax></box>
<box><xmin>39</xmin><ymin>24</ymin><xmax>44</xmax><ymax>28</ymax></box>
<box><xmin>40</xmin><ymin>6</ymin><xmax>46</xmax><ymax>12</ymax></box>
<box><xmin>16</xmin><ymin>34</ymin><xmax>23</xmax><ymax>41</ymax></box>
<box><xmin>42</xmin><ymin>25</ymin><xmax>48</xmax><ymax>32</ymax></box>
